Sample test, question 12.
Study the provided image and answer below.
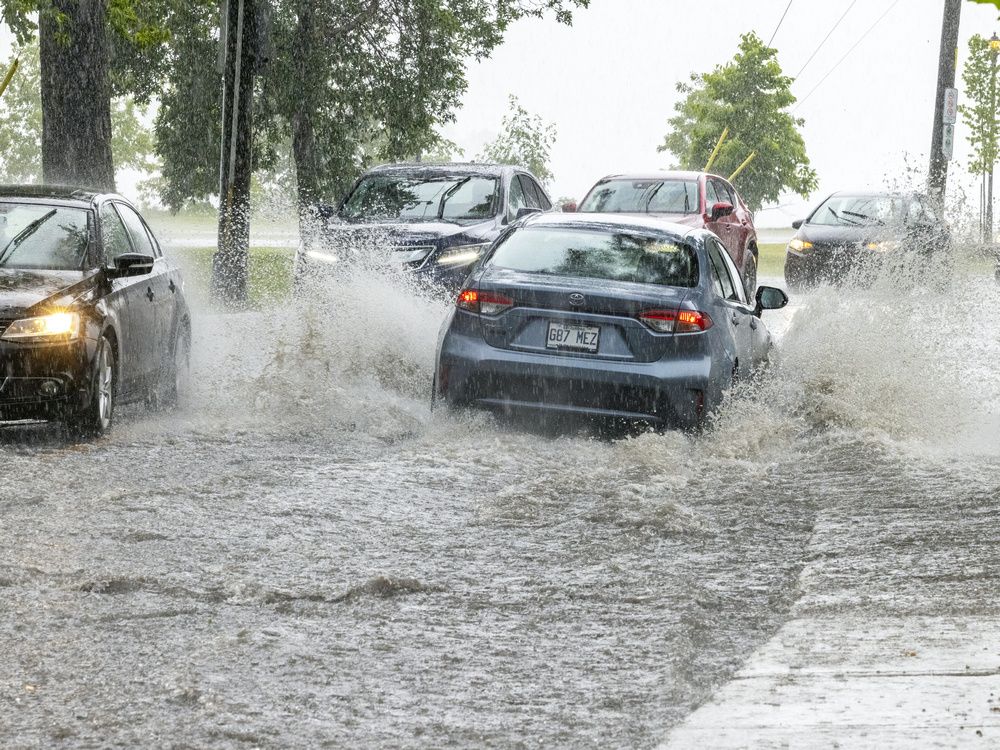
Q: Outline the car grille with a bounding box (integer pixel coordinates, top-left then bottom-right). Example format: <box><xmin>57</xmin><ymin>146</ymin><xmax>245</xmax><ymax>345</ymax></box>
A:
<box><xmin>0</xmin><ymin>318</ymin><xmax>13</xmax><ymax>337</ymax></box>
<box><xmin>465</xmin><ymin>372</ymin><xmax>662</xmax><ymax>418</ymax></box>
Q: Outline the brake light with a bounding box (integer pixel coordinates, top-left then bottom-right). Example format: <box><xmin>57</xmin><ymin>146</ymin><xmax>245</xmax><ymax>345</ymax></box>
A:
<box><xmin>456</xmin><ymin>288</ymin><xmax>514</xmax><ymax>316</ymax></box>
<box><xmin>639</xmin><ymin>309</ymin><xmax>713</xmax><ymax>333</ymax></box>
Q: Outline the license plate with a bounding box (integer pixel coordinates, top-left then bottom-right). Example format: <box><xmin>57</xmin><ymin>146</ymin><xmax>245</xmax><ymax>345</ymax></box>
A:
<box><xmin>546</xmin><ymin>321</ymin><xmax>600</xmax><ymax>352</ymax></box>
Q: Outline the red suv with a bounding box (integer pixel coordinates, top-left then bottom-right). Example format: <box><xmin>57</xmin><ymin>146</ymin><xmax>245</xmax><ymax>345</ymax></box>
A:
<box><xmin>576</xmin><ymin>171</ymin><xmax>759</xmax><ymax>294</ymax></box>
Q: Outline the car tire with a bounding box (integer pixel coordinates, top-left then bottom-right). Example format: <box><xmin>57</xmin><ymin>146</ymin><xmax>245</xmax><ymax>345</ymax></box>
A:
<box><xmin>67</xmin><ymin>334</ymin><xmax>115</xmax><ymax>438</ymax></box>
<box><xmin>163</xmin><ymin>324</ymin><xmax>191</xmax><ymax>409</ymax></box>
<box><xmin>743</xmin><ymin>252</ymin><xmax>758</xmax><ymax>298</ymax></box>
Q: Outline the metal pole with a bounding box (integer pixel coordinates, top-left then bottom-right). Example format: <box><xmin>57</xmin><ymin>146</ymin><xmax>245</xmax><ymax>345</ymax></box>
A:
<box><xmin>728</xmin><ymin>151</ymin><xmax>757</xmax><ymax>182</ymax></box>
<box><xmin>704</xmin><ymin>127</ymin><xmax>729</xmax><ymax>173</ymax></box>
<box><xmin>927</xmin><ymin>0</ymin><xmax>962</xmax><ymax>211</ymax></box>
<box><xmin>989</xmin><ymin>50</ymin><xmax>997</xmax><ymax>245</ymax></box>
<box><xmin>0</xmin><ymin>57</ymin><xmax>19</xmax><ymax>102</ymax></box>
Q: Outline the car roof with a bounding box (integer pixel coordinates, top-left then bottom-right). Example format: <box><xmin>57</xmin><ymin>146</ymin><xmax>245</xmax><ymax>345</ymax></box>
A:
<box><xmin>364</xmin><ymin>162</ymin><xmax>517</xmax><ymax>178</ymax></box>
<box><xmin>521</xmin><ymin>211</ymin><xmax>700</xmax><ymax>239</ymax></box>
<box><xmin>0</xmin><ymin>184</ymin><xmax>129</xmax><ymax>208</ymax></box>
<box><xmin>827</xmin><ymin>189</ymin><xmax>927</xmax><ymax>199</ymax></box>
<box><xmin>594</xmin><ymin>170</ymin><xmax>708</xmax><ymax>183</ymax></box>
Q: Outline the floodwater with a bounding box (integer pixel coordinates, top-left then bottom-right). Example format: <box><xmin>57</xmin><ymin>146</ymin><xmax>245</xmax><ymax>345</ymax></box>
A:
<box><xmin>2</xmin><ymin>252</ymin><xmax>999</xmax><ymax>748</ymax></box>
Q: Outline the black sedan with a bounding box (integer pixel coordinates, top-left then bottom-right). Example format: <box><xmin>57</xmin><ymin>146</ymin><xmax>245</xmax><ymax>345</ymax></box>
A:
<box><xmin>784</xmin><ymin>191</ymin><xmax>951</xmax><ymax>289</ymax></box>
<box><xmin>0</xmin><ymin>185</ymin><xmax>191</xmax><ymax>436</ymax></box>
<box><xmin>294</xmin><ymin>163</ymin><xmax>553</xmax><ymax>289</ymax></box>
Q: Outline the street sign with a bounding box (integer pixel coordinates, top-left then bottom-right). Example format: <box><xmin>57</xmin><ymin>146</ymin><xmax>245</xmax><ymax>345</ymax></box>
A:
<box><xmin>942</xmin><ymin>123</ymin><xmax>955</xmax><ymax>159</ymax></box>
<box><xmin>943</xmin><ymin>87</ymin><xmax>958</xmax><ymax>125</ymax></box>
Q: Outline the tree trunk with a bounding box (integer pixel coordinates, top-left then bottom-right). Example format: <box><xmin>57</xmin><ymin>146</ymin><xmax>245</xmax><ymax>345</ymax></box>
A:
<box><xmin>38</xmin><ymin>0</ymin><xmax>115</xmax><ymax>191</ymax></box>
<box><xmin>213</xmin><ymin>0</ymin><xmax>255</xmax><ymax>303</ymax></box>
<box><xmin>290</xmin><ymin>0</ymin><xmax>324</xmax><ymax>243</ymax></box>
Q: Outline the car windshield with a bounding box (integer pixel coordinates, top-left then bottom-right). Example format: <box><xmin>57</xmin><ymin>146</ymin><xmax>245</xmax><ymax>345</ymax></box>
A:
<box><xmin>578</xmin><ymin>179</ymin><xmax>699</xmax><ymax>214</ymax></box>
<box><xmin>340</xmin><ymin>174</ymin><xmax>499</xmax><ymax>223</ymax></box>
<box><xmin>488</xmin><ymin>225</ymin><xmax>699</xmax><ymax>287</ymax></box>
<box><xmin>0</xmin><ymin>202</ymin><xmax>91</xmax><ymax>270</ymax></box>
<box><xmin>808</xmin><ymin>194</ymin><xmax>914</xmax><ymax>227</ymax></box>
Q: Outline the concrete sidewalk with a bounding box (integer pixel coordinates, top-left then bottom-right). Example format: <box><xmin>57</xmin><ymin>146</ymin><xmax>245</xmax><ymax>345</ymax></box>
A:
<box><xmin>662</xmin><ymin>615</ymin><xmax>1000</xmax><ymax>748</ymax></box>
<box><xmin>662</xmin><ymin>453</ymin><xmax>1000</xmax><ymax>749</ymax></box>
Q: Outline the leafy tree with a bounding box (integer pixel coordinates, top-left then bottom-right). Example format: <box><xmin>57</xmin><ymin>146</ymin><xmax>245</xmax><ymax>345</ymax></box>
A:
<box><xmin>659</xmin><ymin>32</ymin><xmax>816</xmax><ymax>210</ymax></box>
<box><xmin>153</xmin><ymin>0</ymin><xmax>589</xmax><ymax>218</ymax></box>
<box><xmin>959</xmin><ymin>34</ymin><xmax>1000</xmax><ymax>240</ymax></box>
<box><xmin>0</xmin><ymin>43</ymin><xmax>157</xmax><ymax>184</ymax></box>
<box><xmin>1</xmin><ymin>1</ymin><xmax>167</xmax><ymax>190</ymax></box>
<box><xmin>479</xmin><ymin>94</ymin><xmax>557</xmax><ymax>185</ymax></box>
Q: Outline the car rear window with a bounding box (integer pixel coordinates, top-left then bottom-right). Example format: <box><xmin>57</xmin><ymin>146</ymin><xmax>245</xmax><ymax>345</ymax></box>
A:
<box><xmin>0</xmin><ymin>203</ymin><xmax>91</xmax><ymax>271</ymax></box>
<box><xmin>579</xmin><ymin>179</ymin><xmax>699</xmax><ymax>214</ymax></box>
<box><xmin>488</xmin><ymin>226</ymin><xmax>698</xmax><ymax>287</ymax></box>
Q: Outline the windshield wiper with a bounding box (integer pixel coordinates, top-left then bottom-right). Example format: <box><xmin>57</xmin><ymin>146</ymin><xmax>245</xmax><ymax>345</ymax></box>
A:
<box><xmin>842</xmin><ymin>209</ymin><xmax>880</xmax><ymax>224</ymax></box>
<box><xmin>827</xmin><ymin>206</ymin><xmax>859</xmax><ymax>226</ymax></box>
<box><xmin>438</xmin><ymin>177</ymin><xmax>472</xmax><ymax>219</ymax></box>
<box><xmin>0</xmin><ymin>209</ymin><xmax>57</xmax><ymax>266</ymax></box>
<box><xmin>644</xmin><ymin>182</ymin><xmax>665</xmax><ymax>212</ymax></box>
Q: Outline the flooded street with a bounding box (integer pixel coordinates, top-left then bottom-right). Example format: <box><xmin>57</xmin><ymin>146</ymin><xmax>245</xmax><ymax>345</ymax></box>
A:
<box><xmin>2</xmin><ymin>261</ymin><xmax>1000</xmax><ymax>748</ymax></box>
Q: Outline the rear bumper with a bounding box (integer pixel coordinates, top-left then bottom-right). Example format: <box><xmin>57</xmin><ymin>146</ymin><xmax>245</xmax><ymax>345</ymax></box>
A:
<box><xmin>436</xmin><ymin>327</ymin><xmax>716</xmax><ymax>429</ymax></box>
<box><xmin>0</xmin><ymin>339</ymin><xmax>92</xmax><ymax>421</ymax></box>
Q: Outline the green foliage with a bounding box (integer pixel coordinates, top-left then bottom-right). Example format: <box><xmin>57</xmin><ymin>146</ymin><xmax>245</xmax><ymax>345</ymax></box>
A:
<box><xmin>479</xmin><ymin>94</ymin><xmax>557</xmax><ymax>185</ymax></box>
<box><xmin>659</xmin><ymin>32</ymin><xmax>817</xmax><ymax>210</ymax></box>
<box><xmin>959</xmin><ymin>34</ymin><xmax>999</xmax><ymax>176</ymax></box>
<box><xmin>0</xmin><ymin>43</ymin><xmax>157</xmax><ymax>183</ymax></box>
<box><xmin>155</xmin><ymin>0</ymin><xmax>589</xmax><ymax>210</ymax></box>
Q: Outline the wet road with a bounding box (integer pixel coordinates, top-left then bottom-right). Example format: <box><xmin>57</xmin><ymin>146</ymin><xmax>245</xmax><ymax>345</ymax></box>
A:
<box><xmin>2</xmin><ymin>260</ymin><xmax>999</xmax><ymax>748</ymax></box>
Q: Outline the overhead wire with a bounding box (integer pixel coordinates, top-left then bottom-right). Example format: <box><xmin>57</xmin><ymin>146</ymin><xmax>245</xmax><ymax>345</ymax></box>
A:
<box><xmin>794</xmin><ymin>0</ymin><xmax>858</xmax><ymax>79</ymax></box>
<box><xmin>768</xmin><ymin>0</ymin><xmax>795</xmax><ymax>47</ymax></box>
<box><xmin>793</xmin><ymin>0</ymin><xmax>901</xmax><ymax>112</ymax></box>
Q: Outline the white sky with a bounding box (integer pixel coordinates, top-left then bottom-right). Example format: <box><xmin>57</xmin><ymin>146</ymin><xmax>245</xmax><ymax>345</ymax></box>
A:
<box><xmin>3</xmin><ymin>1</ymin><xmax>999</xmax><ymax>226</ymax></box>
<box><xmin>441</xmin><ymin>0</ymin><xmax>1000</xmax><ymax>225</ymax></box>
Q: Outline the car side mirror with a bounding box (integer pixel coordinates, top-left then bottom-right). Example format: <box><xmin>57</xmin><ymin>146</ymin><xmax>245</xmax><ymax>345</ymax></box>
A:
<box><xmin>754</xmin><ymin>285</ymin><xmax>789</xmax><ymax>317</ymax></box>
<box><xmin>515</xmin><ymin>207</ymin><xmax>542</xmax><ymax>220</ymax></box>
<box><xmin>316</xmin><ymin>203</ymin><xmax>338</xmax><ymax>220</ymax></box>
<box><xmin>110</xmin><ymin>253</ymin><xmax>154</xmax><ymax>278</ymax></box>
<box><xmin>791</xmin><ymin>219</ymin><xmax>804</xmax><ymax>229</ymax></box>
<box><xmin>709</xmin><ymin>201</ymin><xmax>734</xmax><ymax>221</ymax></box>
<box><xmin>561</xmin><ymin>201</ymin><xmax>577</xmax><ymax>213</ymax></box>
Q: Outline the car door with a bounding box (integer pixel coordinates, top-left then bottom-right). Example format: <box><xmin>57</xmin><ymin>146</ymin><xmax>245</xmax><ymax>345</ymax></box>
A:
<box><xmin>506</xmin><ymin>174</ymin><xmax>528</xmax><ymax>223</ymax></box>
<box><xmin>98</xmin><ymin>201</ymin><xmax>152</xmax><ymax>395</ymax></box>
<box><xmin>716</xmin><ymin>179</ymin><xmax>751</xmax><ymax>266</ymax></box>
<box><xmin>115</xmin><ymin>202</ymin><xmax>173</xmax><ymax>374</ymax></box>
<box><xmin>706</xmin><ymin>237</ymin><xmax>753</xmax><ymax>379</ymax></box>
<box><xmin>707</xmin><ymin>178</ymin><xmax>741</xmax><ymax>263</ymax></box>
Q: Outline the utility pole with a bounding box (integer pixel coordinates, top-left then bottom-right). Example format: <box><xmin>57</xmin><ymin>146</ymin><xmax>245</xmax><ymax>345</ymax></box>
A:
<box><xmin>213</xmin><ymin>0</ymin><xmax>256</xmax><ymax>303</ymax></box>
<box><xmin>927</xmin><ymin>0</ymin><xmax>962</xmax><ymax>212</ymax></box>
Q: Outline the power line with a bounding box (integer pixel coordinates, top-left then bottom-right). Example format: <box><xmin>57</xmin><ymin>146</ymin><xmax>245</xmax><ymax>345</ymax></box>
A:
<box><xmin>768</xmin><ymin>0</ymin><xmax>794</xmax><ymax>47</ymax></box>
<box><xmin>793</xmin><ymin>0</ymin><xmax>900</xmax><ymax>112</ymax></box>
<box><xmin>794</xmin><ymin>0</ymin><xmax>858</xmax><ymax>79</ymax></box>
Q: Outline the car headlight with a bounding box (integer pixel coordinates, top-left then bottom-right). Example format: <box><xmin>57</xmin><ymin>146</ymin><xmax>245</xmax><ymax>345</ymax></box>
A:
<box><xmin>866</xmin><ymin>240</ymin><xmax>899</xmax><ymax>253</ymax></box>
<box><xmin>435</xmin><ymin>243</ymin><xmax>489</xmax><ymax>266</ymax></box>
<box><xmin>304</xmin><ymin>248</ymin><xmax>340</xmax><ymax>266</ymax></box>
<box><xmin>1</xmin><ymin>311</ymin><xmax>80</xmax><ymax>342</ymax></box>
<box><xmin>787</xmin><ymin>238</ymin><xmax>813</xmax><ymax>253</ymax></box>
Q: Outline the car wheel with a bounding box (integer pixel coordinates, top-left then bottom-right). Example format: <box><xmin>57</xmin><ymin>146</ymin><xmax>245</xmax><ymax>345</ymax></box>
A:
<box><xmin>743</xmin><ymin>252</ymin><xmax>758</xmax><ymax>298</ymax></box>
<box><xmin>67</xmin><ymin>334</ymin><xmax>115</xmax><ymax>438</ymax></box>
<box><xmin>163</xmin><ymin>325</ymin><xmax>191</xmax><ymax>408</ymax></box>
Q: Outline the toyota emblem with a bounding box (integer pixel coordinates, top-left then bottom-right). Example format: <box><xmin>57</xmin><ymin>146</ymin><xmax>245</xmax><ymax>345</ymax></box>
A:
<box><xmin>569</xmin><ymin>293</ymin><xmax>585</xmax><ymax>306</ymax></box>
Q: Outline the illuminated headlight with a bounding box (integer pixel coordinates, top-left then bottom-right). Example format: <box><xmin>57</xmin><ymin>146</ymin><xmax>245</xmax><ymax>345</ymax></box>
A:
<box><xmin>305</xmin><ymin>249</ymin><xmax>340</xmax><ymax>265</ymax></box>
<box><xmin>866</xmin><ymin>240</ymin><xmax>899</xmax><ymax>253</ymax></box>
<box><xmin>787</xmin><ymin>238</ymin><xmax>813</xmax><ymax>253</ymax></box>
<box><xmin>1</xmin><ymin>311</ymin><xmax>80</xmax><ymax>342</ymax></box>
<box><xmin>436</xmin><ymin>243</ymin><xmax>489</xmax><ymax>266</ymax></box>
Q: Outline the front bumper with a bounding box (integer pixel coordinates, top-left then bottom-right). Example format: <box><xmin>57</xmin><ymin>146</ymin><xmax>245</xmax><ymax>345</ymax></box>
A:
<box><xmin>436</xmin><ymin>318</ymin><xmax>715</xmax><ymax>429</ymax></box>
<box><xmin>0</xmin><ymin>338</ymin><xmax>93</xmax><ymax>421</ymax></box>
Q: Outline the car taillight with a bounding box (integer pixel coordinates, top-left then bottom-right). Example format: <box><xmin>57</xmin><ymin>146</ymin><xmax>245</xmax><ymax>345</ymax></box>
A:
<box><xmin>456</xmin><ymin>289</ymin><xmax>514</xmax><ymax>316</ymax></box>
<box><xmin>639</xmin><ymin>309</ymin><xmax>713</xmax><ymax>333</ymax></box>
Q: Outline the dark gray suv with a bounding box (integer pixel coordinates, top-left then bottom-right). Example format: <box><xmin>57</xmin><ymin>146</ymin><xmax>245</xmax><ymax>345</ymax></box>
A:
<box><xmin>295</xmin><ymin>163</ymin><xmax>552</xmax><ymax>290</ymax></box>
